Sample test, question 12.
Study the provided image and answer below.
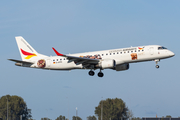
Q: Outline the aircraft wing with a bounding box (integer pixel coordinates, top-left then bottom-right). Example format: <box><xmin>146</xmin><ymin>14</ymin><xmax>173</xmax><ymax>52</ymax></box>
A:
<box><xmin>8</xmin><ymin>59</ymin><xmax>34</xmax><ymax>64</ymax></box>
<box><xmin>52</xmin><ymin>48</ymin><xmax>100</xmax><ymax>65</ymax></box>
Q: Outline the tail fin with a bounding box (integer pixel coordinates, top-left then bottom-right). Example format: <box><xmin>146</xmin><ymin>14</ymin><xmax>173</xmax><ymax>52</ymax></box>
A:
<box><xmin>15</xmin><ymin>36</ymin><xmax>46</xmax><ymax>61</ymax></box>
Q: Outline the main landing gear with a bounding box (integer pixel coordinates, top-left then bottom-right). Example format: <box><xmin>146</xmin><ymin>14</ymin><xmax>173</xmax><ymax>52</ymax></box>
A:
<box><xmin>155</xmin><ymin>59</ymin><xmax>160</xmax><ymax>69</ymax></box>
<box><xmin>98</xmin><ymin>70</ymin><xmax>104</xmax><ymax>77</ymax></box>
<box><xmin>88</xmin><ymin>70</ymin><xmax>104</xmax><ymax>77</ymax></box>
<box><xmin>89</xmin><ymin>70</ymin><xmax>95</xmax><ymax>76</ymax></box>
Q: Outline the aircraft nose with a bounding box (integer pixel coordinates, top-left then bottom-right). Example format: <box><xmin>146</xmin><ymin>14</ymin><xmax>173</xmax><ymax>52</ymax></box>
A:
<box><xmin>169</xmin><ymin>51</ymin><xmax>175</xmax><ymax>57</ymax></box>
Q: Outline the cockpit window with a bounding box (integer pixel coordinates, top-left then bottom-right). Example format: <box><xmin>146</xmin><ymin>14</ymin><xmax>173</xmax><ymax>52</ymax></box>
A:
<box><xmin>158</xmin><ymin>46</ymin><xmax>167</xmax><ymax>50</ymax></box>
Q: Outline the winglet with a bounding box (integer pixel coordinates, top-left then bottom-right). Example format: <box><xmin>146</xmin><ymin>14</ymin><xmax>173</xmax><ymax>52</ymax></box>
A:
<box><xmin>52</xmin><ymin>47</ymin><xmax>64</xmax><ymax>56</ymax></box>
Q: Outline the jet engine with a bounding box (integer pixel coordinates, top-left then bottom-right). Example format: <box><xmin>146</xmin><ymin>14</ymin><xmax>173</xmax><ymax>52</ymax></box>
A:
<box><xmin>115</xmin><ymin>63</ymin><xmax>129</xmax><ymax>71</ymax></box>
<box><xmin>97</xmin><ymin>59</ymin><xmax>116</xmax><ymax>69</ymax></box>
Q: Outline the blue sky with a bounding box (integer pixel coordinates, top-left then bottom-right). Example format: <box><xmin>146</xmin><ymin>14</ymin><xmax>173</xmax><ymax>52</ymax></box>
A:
<box><xmin>0</xmin><ymin>1</ymin><xmax>179</xmax><ymax>120</ymax></box>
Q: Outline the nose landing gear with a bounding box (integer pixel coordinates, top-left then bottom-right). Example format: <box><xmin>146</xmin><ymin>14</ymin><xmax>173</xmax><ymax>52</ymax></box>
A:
<box><xmin>156</xmin><ymin>65</ymin><xmax>160</xmax><ymax>68</ymax></box>
<box><xmin>155</xmin><ymin>59</ymin><xmax>160</xmax><ymax>69</ymax></box>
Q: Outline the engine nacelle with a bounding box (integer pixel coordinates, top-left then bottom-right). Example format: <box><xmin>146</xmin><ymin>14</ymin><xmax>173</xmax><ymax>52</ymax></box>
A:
<box><xmin>98</xmin><ymin>59</ymin><xmax>116</xmax><ymax>69</ymax></box>
<box><xmin>115</xmin><ymin>63</ymin><xmax>129</xmax><ymax>71</ymax></box>
<box><xmin>15</xmin><ymin>62</ymin><xmax>32</xmax><ymax>67</ymax></box>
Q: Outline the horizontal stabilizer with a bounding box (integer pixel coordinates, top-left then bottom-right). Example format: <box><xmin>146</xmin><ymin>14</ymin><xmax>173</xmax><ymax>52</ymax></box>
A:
<box><xmin>8</xmin><ymin>59</ymin><xmax>34</xmax><ymax>64</ymax></box>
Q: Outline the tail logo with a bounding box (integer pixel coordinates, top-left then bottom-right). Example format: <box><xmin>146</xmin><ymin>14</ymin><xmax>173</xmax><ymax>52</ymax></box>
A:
<box><xmin>21</xmin><ymin>49</ymin><xmax>37</xmax><ymax>59</ymax></box>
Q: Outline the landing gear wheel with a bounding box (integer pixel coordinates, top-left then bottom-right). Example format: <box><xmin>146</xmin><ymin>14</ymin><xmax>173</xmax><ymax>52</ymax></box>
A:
<box><xmin>156</xmin><ymin>65</ymin><xmax>160</xmax><ymax>69</ymax></box>
<box><xmin>98</xmin><ymin>72</ymin><xmax>104</xmax><ymax>77</ymax></box>
<box><xmin>155</xmin><ymin>59</ymin><xmax>160</xmax><ymax>69</ymax></box>
<box><xmin>89</xmin><ymin>71</ymin><xmax>95</xmax><ymax>76</ymax></box>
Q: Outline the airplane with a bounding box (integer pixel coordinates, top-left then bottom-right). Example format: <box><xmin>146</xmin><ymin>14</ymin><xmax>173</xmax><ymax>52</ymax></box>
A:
<box><xmin>8</xmin><ymin>36</ymin><xmax>175</xmax><ymax>77</ymax></box>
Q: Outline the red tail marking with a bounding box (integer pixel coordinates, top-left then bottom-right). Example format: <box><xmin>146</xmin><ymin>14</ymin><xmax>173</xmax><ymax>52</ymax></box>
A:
<box><xmin>21</xmin><ymin>49</ymin><xmax>35</xmax><ymax>56</ymax></box>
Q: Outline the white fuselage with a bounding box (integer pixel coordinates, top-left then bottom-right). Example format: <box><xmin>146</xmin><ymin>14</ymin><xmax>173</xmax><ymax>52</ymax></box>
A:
<box><xmin>28</xmin><ymin>45</ymin><xmax>174</xmax><ymax>70</ymax></box>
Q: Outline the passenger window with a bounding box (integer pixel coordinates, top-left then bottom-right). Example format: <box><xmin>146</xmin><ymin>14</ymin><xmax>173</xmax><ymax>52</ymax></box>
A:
<box><xmin>102</xmin><ymin>54</ymin><xmax>103</xmax><ymax>56</ymax></box>
<box><xmin>117</xmin><ymin>52</ymin><xmax>119</xmax><ymax>54</ymax></box>
<box><xmin>128</xmin><ymin>51</ymin><xmax>129</xmax><ymax>53</ymax></box>
<box><xmin>110</xmin><ymin>53</ymin><xmax>111</xmax><ymax>55</ymax></box>
<box><xmin>124</xmin><ymin>52</ymin><xmax>126</xmax><ymax>53</ymax></box>
<box><xmin>142</xmin><ymin>50</ymin><xmax>144</xmax><ymax>51</ymax></box>
<box><xmin>106</xmin><ymin>53</ymin><xmax>108</xmax><ymax>55</ymax></box>
<box><xmin>113</xmin><ymin>53</ymin><xmax>115</xmax><ymax>55</ymax></box>
<box><xmin>120</xmin><ymin>52</ymin><xmax>122</xmax><ymax>54</ymax></box>
<box><xmin>60</xmin><ymin>59</ymin><xmax>62</xmax><ymax>61</ymax></box>
<box><xmin>131</xmin><ymin>51</ymin><xmax>133</xmax><ymax>53</ymax></box>
<box><xmin>64</xmin><ymin>58</ymin><xmax>65</xmax><ymax>60</ymax></box>
<box><xmin>57</xmin><ymin>59</ymin><xmax>58</xmax><ymax>61</ymax></box>
<box><xmin>53</xmin><ymin>59</ymin><xmax>55</xmax><ymax>61</ymax></box>
<box><xmin>135</xmin><ymin>50</ymin><xmax>136</xmax><ymax>52</ymax></box>
<box><xmin>138</xmin><ymin>50</ymin><xmax>140</xmax><ymax>52</ymax></box>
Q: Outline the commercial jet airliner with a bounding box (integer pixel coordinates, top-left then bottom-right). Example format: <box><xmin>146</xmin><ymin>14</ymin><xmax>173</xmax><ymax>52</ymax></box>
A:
<box><xmin>9</xmin><ymin>36</ymin><xmax>175</xmax><ymax>77</ymax></box>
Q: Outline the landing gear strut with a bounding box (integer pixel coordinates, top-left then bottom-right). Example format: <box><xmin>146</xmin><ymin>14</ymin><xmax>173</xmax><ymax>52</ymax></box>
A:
<box><xmin>155</xmin><ymin>59</ymin><xmax>160</xmax><ymax>69</ymax></box>
<box><xmin>89</xmin><ymin>70</ymin><xmax>95</xmax><ymax>76</ymax></box>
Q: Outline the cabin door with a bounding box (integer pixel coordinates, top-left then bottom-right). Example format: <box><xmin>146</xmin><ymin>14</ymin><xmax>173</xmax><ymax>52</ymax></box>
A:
<box><xmin>149</xmin><ymin>47</ymin><xmax>154</xmax><ymax>55</ymax></box>
<box><xmin>47</xmin><ymin>59</ymin><xmax>51</xmax><ymax>67</ymax></box>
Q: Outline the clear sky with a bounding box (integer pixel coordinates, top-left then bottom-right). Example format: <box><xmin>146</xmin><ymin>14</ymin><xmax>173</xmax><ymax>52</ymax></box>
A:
<box><xmin>0</xmin><ymin>1</ymin><xmax>179</xmax><ymax>120</ymax></box>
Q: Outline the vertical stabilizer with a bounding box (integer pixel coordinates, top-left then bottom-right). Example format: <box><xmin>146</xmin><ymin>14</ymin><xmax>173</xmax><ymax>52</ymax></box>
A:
<box><xmin>15</xmin><ymin>36</ymin><xmax>41</xmax><ymax>61</ymax></box>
